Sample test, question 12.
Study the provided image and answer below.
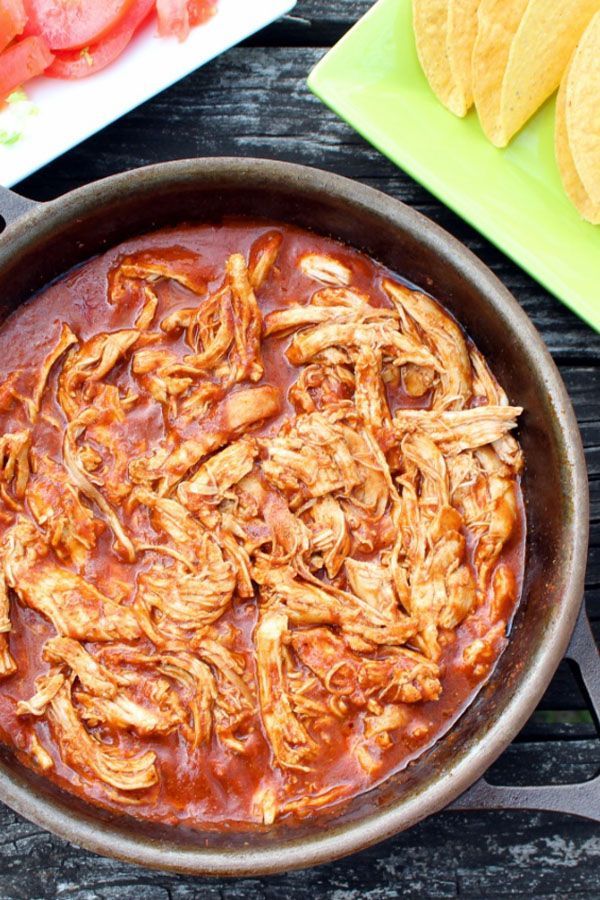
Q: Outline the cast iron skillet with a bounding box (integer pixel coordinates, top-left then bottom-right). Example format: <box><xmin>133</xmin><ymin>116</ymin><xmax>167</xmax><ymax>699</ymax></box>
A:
<box><xmin>0</xmin><ymin>159</ymin><xmax>596</xmax><ymax>876</ymax></box>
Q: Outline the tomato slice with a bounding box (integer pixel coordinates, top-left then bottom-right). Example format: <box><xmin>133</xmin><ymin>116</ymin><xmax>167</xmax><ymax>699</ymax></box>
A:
<box><xmin>156</xmin><ymin>0</ymin><xmax>215</xmax><ymax>40</ymax></box>
<box><xmin>0</xmin><ymin>0</ymin><xmax>27</xmax><ymax>54</ymax></box>
<box><xmin>45</xmin><ymin>0</ymin><xmax>153</xmax><ymax>78</ymax></box>
<box><xmin>23</xmin><ymin>0</ymin><xmax>136</xmax><ymax>51</ymax></box>
<box><xmin>0</xmin><ymin>35</ymin><xmax>54</xmax><ymax>101</ymax></box>
<box><xmin>188</xmin><ymin>0</ymin><xmax>216</xmax><ymax>27</ymax></box>
<box><xmin>156</xmin><ymin>0</ymin><xmax>189</xmax><ymax>41</ymax></box>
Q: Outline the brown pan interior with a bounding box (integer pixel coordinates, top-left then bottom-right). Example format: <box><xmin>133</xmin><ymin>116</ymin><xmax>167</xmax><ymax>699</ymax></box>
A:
<box><xmin>0</xmin><ymin>159</ymin><xmax>588</xmax><ymax>875</ymax></box>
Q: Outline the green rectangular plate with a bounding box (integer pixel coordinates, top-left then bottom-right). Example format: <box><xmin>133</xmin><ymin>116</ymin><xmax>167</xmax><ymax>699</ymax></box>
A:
<box><xmin>308</xmin><ymin>0</ymin><xmax>600</xmax><ymax>333</ymax></box>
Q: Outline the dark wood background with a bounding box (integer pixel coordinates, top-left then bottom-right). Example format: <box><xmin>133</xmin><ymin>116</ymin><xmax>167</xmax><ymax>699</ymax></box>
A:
<box><xmin>4</xmin><ymin>1</ymin><xmax>599</xmax><ymax>896</ymax></box>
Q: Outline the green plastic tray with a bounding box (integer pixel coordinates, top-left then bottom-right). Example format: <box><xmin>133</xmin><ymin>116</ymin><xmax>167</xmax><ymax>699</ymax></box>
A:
<box><xmin>308</xmin><ymin>0</ymin><xmax>600</xmax><ymax>333</ymax></box>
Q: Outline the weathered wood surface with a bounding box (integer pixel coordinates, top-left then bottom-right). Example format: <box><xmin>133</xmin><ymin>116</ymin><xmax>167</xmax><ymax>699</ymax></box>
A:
<box><xmin>0</xmin><ymin>801</ymin><xmax>597</xmax><ymax>900</ymax></box>
<box><xmin>8</xmin><ymin>0</ymin><xmax>600</xmax><ymax>896</ymax></box>
<box><xmin>248</xmin><ymin>0</ymin><xmax>373</xmax><ymax>45</ymax></box>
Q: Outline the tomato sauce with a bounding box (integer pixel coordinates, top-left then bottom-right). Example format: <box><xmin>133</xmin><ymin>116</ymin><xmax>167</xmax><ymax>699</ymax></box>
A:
<box><xmin>0</xmin><ymin>220</ymin><xmax>525</xmax><ymax>828</ymax></box>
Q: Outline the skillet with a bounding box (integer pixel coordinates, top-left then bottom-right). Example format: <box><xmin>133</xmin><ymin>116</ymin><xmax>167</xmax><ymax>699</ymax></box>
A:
<box><xmin>0</xmin><ymin>158</ymin><xmax>595</xmax><ymax>875</ymax></box>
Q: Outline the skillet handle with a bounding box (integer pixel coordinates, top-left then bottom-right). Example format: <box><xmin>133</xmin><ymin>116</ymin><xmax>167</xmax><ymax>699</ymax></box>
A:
<box><xmin>449</xmin><ymin>604</ymin><xmax>600</xmax><ymax>822</ymax></box>
<box><xmin>0</xmin><ymin>186</ymin><xmax>39</xmax><ymax>228</ymax></box>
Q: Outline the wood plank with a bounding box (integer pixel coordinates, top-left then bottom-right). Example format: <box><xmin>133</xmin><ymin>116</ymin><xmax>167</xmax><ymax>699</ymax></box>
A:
<box><xmin>560</xmin><ymin>368</ymin><xmax>600</xmax><ymax>424</ymax></box>
<box><xmin>537</xmin><ymin>660</ymin><xmax>595</xmax><ymax>712</ymax></box>
<box><xmin>487</xmin><ymin>738</ymin><xmax>598</xmax><ymax>786</ymax></box>
<box><xmin>516</xmin><ymin>712</ymin><xmax>596</xmax><ymax>742</ymax></box>
<box><xmin>296</xmin><ymin>0</ymin><xmax>372</xmax><ymax>26</ymax></box>
<box><xmin>587</xmin><ymin>543</ymin><xmax>600</xmax><ymax>591</ymax></box>
<box><xmin>0</xmin><ymin>781</ymin><xmax>597</xmax><ymax>899</ymax></box>
<box><xmin>249</xmin><ymin>0</ymin><xmax>373</xmax><ymax>47</ymax></box>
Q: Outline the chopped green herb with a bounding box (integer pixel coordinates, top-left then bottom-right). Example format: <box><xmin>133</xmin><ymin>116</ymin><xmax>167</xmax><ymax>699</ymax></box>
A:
<box><xmin>0</xmin><ymin>90</ymin><xmax>39</xmax><ymax>147</ymax></box>
<box><xmin>0</xmin><ymin>130</ymin><xmax>21</xmax><ymax>147</ymax></box>
<box><xmin>7</xmin><ymin>89</ymin><xmax>27</xmax><ymax>105</ymax></box>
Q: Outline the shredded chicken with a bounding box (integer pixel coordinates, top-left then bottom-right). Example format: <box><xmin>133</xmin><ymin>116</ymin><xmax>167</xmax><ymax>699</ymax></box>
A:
<box><xmin>0</xmin><ymin>429</ymin><xmax>31</xmax><ymax>505</ymax></box>
<box><xmin>0</xmin><ymin>574</ymin><xmax>15</xmax><ymax>678</ymax></box>
<box><xmin>58</xmin><ymin>329</ymin><xmax>140</xmax><ymax>420</ymax></box>
<box><xmin>136</xmin><ymin>552</ymin><xmax>235</xmax><ymax>640</ymax></box>
<box><xmin>75</xmin><ymin>681</ymin><xmax>185</xmax><ymax>738</ymax></box>
<box><xmin>470</xmin><ymin>346</ymin><xmax>524</xmax><ymax>470</ymax></box>
<box><xmin>264</xmin><ymin>286</ymin><xmax>396</xmax><ymax>337</ymax></box>
<box><xmin>354</xmin><ymin>344</ymin><xmax>392</xmax><ymax>429</ymax></box>
<box><xmin>286</xmin><ymin>321</ymin><xmax>440</xmax><ymax>371</ymax></box>
<box><xmin>27</xmin><ymin>733</ymin><xmax>54</xmax><ymax>771</ymax></box>
<box><xmin>226</xmin><ymin>253</ymin><xmax>264</xmax><ymax>382</ymax></box>
<box><xmin>178</xmin><ymin>437</ymin><xmax>258</xmax><ymax>518</ymax></box>
<box><xmin>78</xmin><ymin>643</ymin><xmax>216</xmax><ymax>749</ymax></box>
<box><xmin>129</xmin><ymin>386</ymin><xmax>281</xmax><ymax>494</ymax></box>
<box><xmin>135</xmin><ymin>286</ymin><xmax>159</xmax><ymax>330</ymax></box>
<box><xmin>2</xmin><ymin>518</ymin><xmax>141</xmax><ymax>641</ymax></box>
<box><xmin>48</xmin><ymin>683</ymin><xmax>158</xmax><ymax>794</ymax></box>
<box><xmin>63</xmin><ymin>410</ymin><xmax>136</xmax><ymax>562</ymax></box>
<box><xmin>249</xmin><ymin>231</ymin><xmax>282</xmax><ymax>290</ymax></box>
<box><xmin>304</xmin><ymin>495</ymin><xmax>351</xmax><ymax>577</ymax></box>
<box><xmin>109</xmin><ymin>247</ymin><xmax>208</xmax><ymax>301</ymax></box>
<box><xmin>461</xmin><ymin>622</ymin><xmax>507</xmax><ymax>678</ymax></box>
<box><xmin>391</xmin><ymin>432</ymin><xmax>477</xmax><ymax>660</ymax></box>
<box><xmin>154</xmin><ymin>653</ymin><xmax>216</xmax><ymax>748</ymax></box>
<box><xmin>256</xmin><ymin>608</ymin><xmax>316</xmax><ymax>770</ymax></box>
<box><xmin>392</xmin><ymin>406</ymin><xmax>522</xmax><ymax>455</ymax></box>
<box><xmin>383</xmin><ymin>278</ymin><xmax>471</xmax><ymax>409</ymax></box>
<box><xmin>252</xmin><ymin>784</ymin><xmax>278</xmax><ymax>824</ymax></box>
<box><xmin>258</xmin><ymin>565</ymin><xmax>416</xmax><ymax>648</ymax></box>
<box><xmin>16</xmin><ymin>670</ymin><xmax>65</xmax><ymax>716</ymax></box>
<box><xmin>27</xmin><ymin>454</ymin><xmax>104</xmax><ymax>568</ymax></box>
<box><xmin>291</xmin><ymin>628</ymin><xmax>441</xmax><ymax>706</ymax></box>
<box><xmin>0</xmin><ymin>231</ymin><xmax>523</xmax><ymax>820</ymax></box>
<box><xmin>42</xmin><ymin>636</ymin><xmax>131</xmax><ymax>697</ymax></box>
<box><xmin>0</xmin><ymin>638</ymin><xmax>15</xmax><ymax>679</ymax></box>
<box><xmin>298</xmin><ymin>252</ymin><xmax>352</xmax><ymax>286</ymax></box>
<box><xmin>27</xmin><ymin>323</ymin><xmax>78</xmax><ymax>421</ymax></box>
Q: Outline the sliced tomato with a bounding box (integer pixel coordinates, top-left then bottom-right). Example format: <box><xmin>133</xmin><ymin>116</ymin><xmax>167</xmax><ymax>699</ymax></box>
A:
<box><xmin>45</xmin><ymin>0</ymin><xmax>153</xmax><ymax>78</ymax></box>
<box><xmin>156</xmin><ymin>0</ymin><xmax>216</xmax><ymax>40</ymax></box>
<box><xmin>156</xmin><ymin>0</ymin><xmax>189</xmax><ymax>41</ymax></box>
<box><xmin>188</xmin><ymin>0</ymin><xmax>216</xmax><ymax>27</ymax></box>
<box><xmin>0</xmin><ymin>0</ymin><xmax>27</xmax><ymax>54</ymax></box>
<box><xmin>23</xmin><ymin>0</ymin><xmax>136</xmax><ymax>50</ymax></box>
<box><xmin>0</xmin><ymin>35</ymin><xmax>54</xmax><ymax>101</ymax></box>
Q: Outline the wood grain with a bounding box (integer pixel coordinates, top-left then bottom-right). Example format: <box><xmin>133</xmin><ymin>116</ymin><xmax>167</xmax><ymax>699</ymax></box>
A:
<box><xmin>5</xmin><ymin>0</ymin><xmax>599</xmax><ymax>895</ymax></box>
<box><xmin>248</xmin><ymin>0</ymin><xmax>374</xmax><ymax>46</ymax></box>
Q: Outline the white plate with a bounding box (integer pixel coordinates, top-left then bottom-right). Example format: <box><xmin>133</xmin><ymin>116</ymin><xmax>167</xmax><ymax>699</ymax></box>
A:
<box><xmin>0</xmin><ymin>0</ymin><xmax>296</xmax><ymax>187</ymax></box>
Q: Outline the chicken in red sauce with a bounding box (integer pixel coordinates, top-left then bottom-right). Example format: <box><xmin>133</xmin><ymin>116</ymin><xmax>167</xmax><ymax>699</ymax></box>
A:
<box><xmin>0</xmin><ymin>221</ymin><xmax>525</xmax><ymax>827</ymax></box>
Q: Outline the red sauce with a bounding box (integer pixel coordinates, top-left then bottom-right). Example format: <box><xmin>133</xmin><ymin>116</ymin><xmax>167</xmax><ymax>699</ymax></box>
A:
<box><xmin>0</xmin><ymin>220</ymin><xmax>525</xmax><ymax>828</ymax></box>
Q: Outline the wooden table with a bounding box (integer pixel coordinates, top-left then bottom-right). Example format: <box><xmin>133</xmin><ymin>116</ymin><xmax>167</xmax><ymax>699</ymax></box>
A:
<box><xmin>4</xmin><ymin>2</ymin><xmax>599</xmax><ymax>896</ymax></box>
